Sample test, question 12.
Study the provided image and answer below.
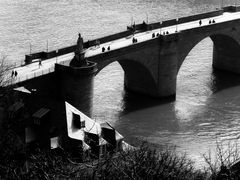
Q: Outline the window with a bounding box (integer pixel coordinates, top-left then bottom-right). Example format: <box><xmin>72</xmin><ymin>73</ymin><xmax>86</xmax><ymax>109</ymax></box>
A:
<box><xmin>72</xmin><ymin>112</ymin><xmax>85</xmax><ymax>129</ymax></box>
<box><xmin>81</xmin><ymin>120</ymin><xmax>85</xmax><ymax>128</ymax></box>
<box><xmin>72</xmin><ymin>112</ymin><xmax>81</xmax><ymax>129</ymax></box>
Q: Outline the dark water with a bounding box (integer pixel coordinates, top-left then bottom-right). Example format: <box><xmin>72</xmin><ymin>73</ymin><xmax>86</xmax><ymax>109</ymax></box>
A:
<box><xmin>1</xmin><ymin>0</ymin><xmax>240</xmax><ymax>168</ymax></box>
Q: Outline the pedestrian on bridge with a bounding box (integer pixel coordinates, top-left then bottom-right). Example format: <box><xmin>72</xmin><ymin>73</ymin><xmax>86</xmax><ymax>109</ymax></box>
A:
<box><xmin>14</xmin><ymin>71</ymin><xmax>18</xmax><ymax>77</ymax></box>
<box><xmin>11</xmin><ymin>70</ymin><xmax>14</xmax><ymax>77</ymax></box>
<box><xmin>199</xmin><ymin>20</ymin><xmax>202</xmax><ymax>26</ymax></box>
<box><xmin>39</xmin><ymin>60</ymin><xmax>42</xmax><ymax>68</ymax></box>
<box><xmin>102</xmin><ymin>47</ymin><xmax>105</xmax><ymax>52</ymax></box>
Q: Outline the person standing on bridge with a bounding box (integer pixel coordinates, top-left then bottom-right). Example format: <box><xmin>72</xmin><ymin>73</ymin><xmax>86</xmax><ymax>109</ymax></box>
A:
<box><xmin>199</xmin><ymin>20</ymin><xmax>202</xmax><ymax>26</ymax></box>
<box><xmin>39</xmin><ymin>60</ymin><xmax>42</xmax><ymax>68</ymax></box>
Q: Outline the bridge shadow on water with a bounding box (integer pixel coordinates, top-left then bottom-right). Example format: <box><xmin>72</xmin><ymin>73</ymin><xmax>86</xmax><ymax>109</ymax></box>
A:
<box><xmin>120</xmin><ymin>88</ymin><xmax>175</xmax><ymax>115</ymax></box>
<box><xmin>119</xmin><ymin>68</ymin><xmax>240</xmax><ymax>115</ymax></box>
<box><xmin>210</xmin><ymin>68</ymin><xmax>240</xmax><ymax>93</ymax></box>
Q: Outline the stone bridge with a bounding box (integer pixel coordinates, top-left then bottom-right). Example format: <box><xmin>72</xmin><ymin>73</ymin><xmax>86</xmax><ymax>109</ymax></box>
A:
<box><xmin>86</xmin><ymin>10</ymin><xmax>240</xmax><ymax>98</ymax></box>
<box><xmin>8</xmin><ymin>6</ymin><xmax>240</xmax><ymax>138</ymax></box>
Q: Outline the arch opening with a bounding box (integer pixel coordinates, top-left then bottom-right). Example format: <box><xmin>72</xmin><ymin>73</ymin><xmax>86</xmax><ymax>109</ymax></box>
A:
<box><xmin>177</xmin><ymin>33</ymin><xmax>240</xmax><ymax>74</ymax></box>
<box><xmin>95</xmin><ymin>59</ymin><xmax>158</xmax><ymax>97</ymax></box>
<box><xmin>118</xmin><ymin>59</ymin><xmax>158</xmax><ymax>96</ymax></box>
<box><xmin>175</xmin><ymin>34</ymin><xmax>240</xmax><ymax>121</ymax></box>
<box><xmin>177</xmin><ymin>34</ymin><xmax>240</xmax><ymax>99</ymax></box>
<box><xmin>93</xmin><ymin>59</ymin><xmax>158</xmax><ymax>123</ymax></box>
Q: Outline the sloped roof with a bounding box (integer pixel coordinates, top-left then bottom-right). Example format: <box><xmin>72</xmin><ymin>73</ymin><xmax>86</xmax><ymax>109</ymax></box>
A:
<box><xmin>99</xmin><ymin>137</ymin><xmax>108</xmax><ymax>145</ymax></box>
<box><xmin>82</xmin><ymin>141</ymin><xmax>91</xmax><ymax>151</ymax></box>
<box><xmin>115</xmin><ymin>131</ymin><xmax>124</xmax><ymax>141</ymax></box>
<box><xmin>32</xmin><ymin>108</ymin><xmax>50</xmax><ymax>118</ymax></box>
<box><xmin>65</xmin><ymin>102</ymin><xmax>101</xmax><ymax>141</ymax></box>
<box><xmin>100</xmin><ymin>122</ymin><xmax>113</xmax><ymax>130</ymax></box>
<box><xmin>14</xmin><ymin>86</ymin><xmax>31</xmax><ymax>94</ymax></box>
<box><xmin>8</xmin><ymin>102</ymin><xmax>24</xmax><ymax>112</ymax></box>
<box><xmin>100</xmin><ymin>122</ymin><xmax>124</xmax><ymax>141</ymax></box>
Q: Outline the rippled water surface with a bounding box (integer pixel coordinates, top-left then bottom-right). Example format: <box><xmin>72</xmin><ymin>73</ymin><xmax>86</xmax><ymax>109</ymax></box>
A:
<box><xmin>1</xmin><ymin>0</ymin><xmax>240</xmax><ymax>168</ymax></box>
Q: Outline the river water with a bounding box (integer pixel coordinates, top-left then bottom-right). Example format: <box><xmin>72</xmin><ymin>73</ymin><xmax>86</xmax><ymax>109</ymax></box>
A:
<box><xmin>1</xmin><ymin>0</ymin><xmax>240</xmax><ymax>168</ymax></box>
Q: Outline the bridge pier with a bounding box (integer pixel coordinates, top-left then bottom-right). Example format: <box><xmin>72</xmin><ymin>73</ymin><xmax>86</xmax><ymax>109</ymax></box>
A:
<box><xmin>54</xmin><ymin>33</ymin><xmax>97</xmax><ymax>118</ymax></box>
<box><xmin>55</xmin><ymin>62</ymin><xmax>97</xmax><ymax>118</ymax></box>
<box><xmin>157</xmin><ymin>50</ymin><xmax>178</xmax><ymax>98</ymax></box>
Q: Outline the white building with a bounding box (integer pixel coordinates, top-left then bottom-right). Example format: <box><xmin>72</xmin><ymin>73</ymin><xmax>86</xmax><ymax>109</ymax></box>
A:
<box><xmin>65</xmin><ymin>102</ymin><xmax>124</xmax><ymax>158</ymax></box>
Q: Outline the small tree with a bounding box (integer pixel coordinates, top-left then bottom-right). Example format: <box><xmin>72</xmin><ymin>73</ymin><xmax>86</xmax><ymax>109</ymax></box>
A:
<box><xmin>203</xmin><ymin>140</ymin><xmax>240</xmax><ymax>179</ymax></box>
<box><xmin>0</xmin><ymin>55</ymin><xmax>12</xmax><ymax>87</ymax></box>
<box><xmin>0</xmin><ymin>55</ymin><xmax>25</xmax><ymax>168</ymax></box>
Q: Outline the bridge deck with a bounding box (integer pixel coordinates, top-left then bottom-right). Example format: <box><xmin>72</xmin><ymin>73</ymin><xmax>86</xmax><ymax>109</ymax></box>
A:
<box><xmin>4</xmin><ymin>10</ymin><xmax>240</xmax><ymax>86</ymax></box>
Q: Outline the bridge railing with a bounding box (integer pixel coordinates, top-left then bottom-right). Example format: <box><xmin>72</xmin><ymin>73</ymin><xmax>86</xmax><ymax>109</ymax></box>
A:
<box><xmin>7</xmin><ymin>65</ymin><xmax>55</xmax><ymax>85</ymax></box>
<box><xmin>20</xmin><ymin>5</ymin><xmax>240</xmax><ymax>67</ymax></box>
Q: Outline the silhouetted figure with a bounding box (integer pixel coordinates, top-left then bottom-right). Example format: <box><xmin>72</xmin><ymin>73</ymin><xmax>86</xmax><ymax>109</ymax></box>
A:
<box><xmin>166</xmin><ymin>31</ymin><xmax>169</xmax><ymax>34</ymax></box>
<box><xmin>163</xmin><ymin>32</ymin><xmax>165</xmax><ymax>35</ymax></box>
<box><xmin>107</xmin><ymin>46</ymin><xmax>110</xmax><ymax>51</ymax></box>
<box><xmin>14</xmin><ymin>71</ymin><xmax>18</xmax><ymax>77</ymax></box>
<box><xmin>132</xmin><ymin>38</ymin><xmax>138</xmax><ymax>43</ymax></box>
<box><xmin>199</xmin><ymin>20</ymin><xmax>202</xmax><ymax>26</ymax></box>
<box><xmin>209</xmin><ymin>20</ymin><xmax>212</xmax><ymax>24</ymax></box>
<box><xmin>152</xmin><ymin>33</ymin><xmax>155</xmax><ymax>38</ymax></box>
<box><xmin>39</xmin><ymin>60</ymin><xmax>42</xmax><ymax>68</ymax></box>
<box><xmin>156</xmin><ymin>33</ymin><xmax>159</xmax><ymax>36</ymax></box>
<box><xmin>11</xmin><ymin>70</ymin><xmax>14</xmax><ymax>77</ymax></box>
<box><xmin>212</xmin><ymin>19</ymin><xmax>215</xmax><ymax>23</ymax></box>
<box><xmin>102</xmin><ymin>47</ymin><xmax>105</xmax><ymax>52</ymax></box>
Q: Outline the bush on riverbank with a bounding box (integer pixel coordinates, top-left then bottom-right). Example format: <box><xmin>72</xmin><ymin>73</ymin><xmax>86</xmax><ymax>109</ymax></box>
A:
<box><xmin>0</xmin><ymin>141</ymin><xmax>208</xmax><ymax>179</ymax></box>
<box><xmin>0</xmin><ymin>113</ymin><xmax>240</xmax><ymax>180</ymax></box>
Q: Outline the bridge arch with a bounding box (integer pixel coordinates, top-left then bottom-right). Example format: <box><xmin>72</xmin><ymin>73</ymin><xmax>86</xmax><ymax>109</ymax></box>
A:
<box><xmin>177</xmin><ymin>32</ymin><xmax>240</xmax><ymax>74</ymax></box>
<box><xmin>95</xmin><ymin>59</ymin><xmax>158</xmax><ymax>96</ymax></box>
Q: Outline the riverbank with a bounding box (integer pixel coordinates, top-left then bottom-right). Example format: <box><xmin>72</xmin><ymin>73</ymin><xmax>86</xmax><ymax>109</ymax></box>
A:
<box><xmin>0</xmin><ymin>107</ymin><xmax>239</xmax><ymax>179</ymax></box>
<box><xmin>0</xmin><ymin>139</ymin><xmax>208</xmax><ymax>179</ymax></box>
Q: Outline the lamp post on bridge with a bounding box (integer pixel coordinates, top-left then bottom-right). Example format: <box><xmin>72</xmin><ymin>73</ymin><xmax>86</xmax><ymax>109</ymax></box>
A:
<box><xmin>131</xmin><ymin>15</ymin><xmax>133</xmax><ymax>26</ymax></box>
<box><xmin>56</xmin><ymin>49</ymin><xmax>58</xmax><ymax>63</ymax></box>
<box><xmin>145</xmin><ymin>12</ymin><xmax>149</xmax><ymax>24</ymax></box>
<box><xmin>221</xmin><ymin>0</ymin><xmax>224</xmax><ymax>9</ymax></box>
<box><xmin>174</xmin><ymin>0</ymin><xmax>178</xmax><ymax>33</ymax></box>
<box><xmin>29</xmin><ymin>43</ymin><xmax>32</xmax><ymax>54</ymax></box>
<box><xmin>175</xmin><ymin>18</ymin><xmax>178</xmax><ymax>33</ymax></box>
<box><xmin>46</xmin><ymin>40</ymin><xmax>49</xmax><ymax>52</ymax></box>
<box><xmin>160</xmin><ymin>21</ymin><xmax>162</xmax><ymax>35</ymax></box>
